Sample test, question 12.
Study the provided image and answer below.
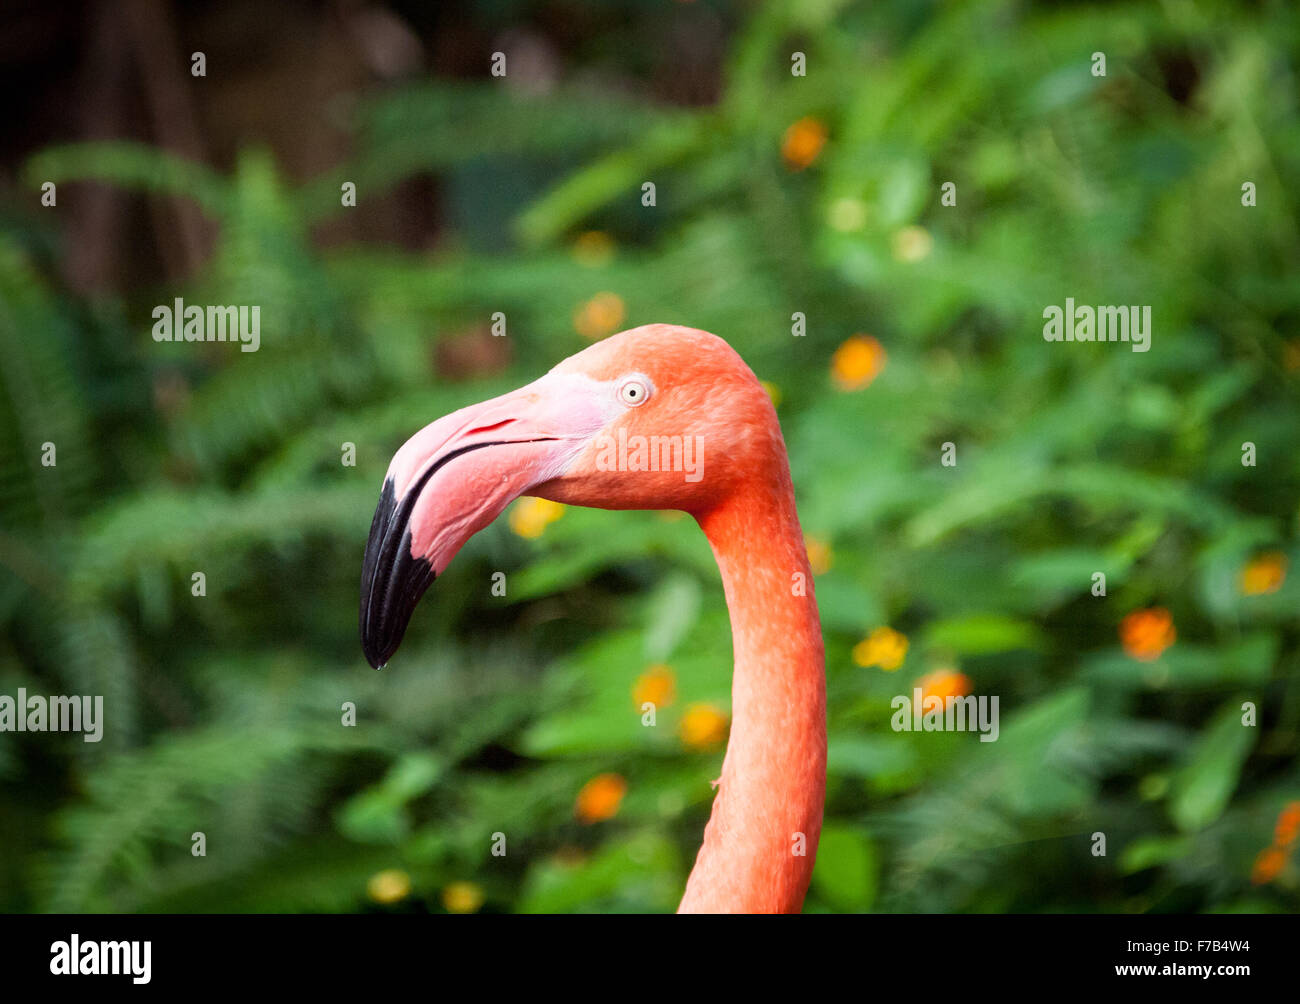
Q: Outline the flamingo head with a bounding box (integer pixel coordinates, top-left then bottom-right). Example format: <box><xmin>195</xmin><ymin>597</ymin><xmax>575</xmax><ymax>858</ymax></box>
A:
<box><xmin>360</xmin><ymin>323</ymin><xmax>777</xmax><ymax>668</ymax></box>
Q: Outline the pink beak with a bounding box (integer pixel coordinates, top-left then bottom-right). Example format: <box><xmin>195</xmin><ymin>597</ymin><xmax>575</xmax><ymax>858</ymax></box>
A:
<box><xmin>360</xmin><ymin>371</ymin><xmax>611</xmax><ymax>668</ymax></box>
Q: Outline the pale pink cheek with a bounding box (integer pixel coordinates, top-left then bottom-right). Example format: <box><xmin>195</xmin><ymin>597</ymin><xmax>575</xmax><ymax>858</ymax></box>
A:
<box><xmin>406</xmin><ymin>442</ymin><xmax>559</xmax><ymax>570</ymax></box>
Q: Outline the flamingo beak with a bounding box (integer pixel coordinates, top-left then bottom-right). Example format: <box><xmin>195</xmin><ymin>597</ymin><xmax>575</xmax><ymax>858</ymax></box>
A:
<box><xmin>359</xmin><ymin>371</ymin><xmax>612</xmax><ymax>668</ymax></box>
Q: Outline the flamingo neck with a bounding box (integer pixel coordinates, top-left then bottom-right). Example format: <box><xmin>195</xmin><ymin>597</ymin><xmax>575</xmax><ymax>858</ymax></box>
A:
<box><xmin>678</xmin><ymin>472</ymin><xmax>827</xmax><ymax>913</ymax></box>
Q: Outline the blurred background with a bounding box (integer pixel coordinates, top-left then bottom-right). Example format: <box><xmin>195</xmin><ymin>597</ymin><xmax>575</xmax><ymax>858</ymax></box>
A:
<box><xmin>1</xmin><ymin>0</ymin><xmax>1298</xmax><ymax>913</ymax></box>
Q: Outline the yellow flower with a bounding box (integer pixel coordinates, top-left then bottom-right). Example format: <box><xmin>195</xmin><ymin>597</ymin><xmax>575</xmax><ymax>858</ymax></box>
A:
<box><xmin>573</xmin><ymin>292</ymin><xmax>626</xmax><ymax>339</ymax></box>
<box><xmin>366</xmin><ymin>869</ymin><xmax>411</xmax><ymax>904</ymax></box>
<box><xmin>831</xmin><ymin>335</ymin><xmax>887</xmax><ymax>391</ymax></box>
<box><xmin>761</xmin><ymin>380</ymin><xmax>783</xmax><ymax>407</ymax></box>
<box><xmin>633</xmin><ymin>664</ymin><xmax>677</xmax><ymax>710</ymax></box>
<box><xmin>892</xmin><ymin>225</ymin><xmax>933</xmax><ymax>263</ymax></box>
<box><xmin>575</xmin><ymin>773</ymin><xmax>627</xmax><ymax>823</ymax></box>
<box><xmin>781</xmin><ymin>117</ymin><xmax>828</xmax><ymax>171</ymax></box>
<box><xmin>572</xmin><ymin>230</ymin><xmax>615</xmax><ymax>267</ymax></box>
<box><xmin>442</xmin><ymin>881</ymin><xmax>485</xmax><ymax>914</ymax></box>
<box><xmin>804</xmin><ymin>535</ymin><xmax>833</xmax><ymax>575</ymax></box>
<box><xmin>852</xmin><ymin>626</ymin><xmax>909</xmax><ymax>671</ymax></box>
<box><xmin>1119</xmin><ymin>607</ymin><xmax>1176</xmax><ymax>661</ymax></box>
<box><xmin>1283</xmin><ymin>339</ymin><xmax>1300</xmax><ymax>372</ymax></box>
<box><xmin>508</xmin><ymin>497</ymin><xmax>565</xmax><ymax>539</ymax></box>
<box><xmin>916</xmin><ymin>668</ymin><xmax>972</xmax><ymax>702</ymax></box>
<box><xmin>679</xmin><ymin>703</ymin><xmax>729</xmax><ymax>751</ymax></box>
<box><xmin>1241</xmin><ymin>551</ymin><xmax>1287</xmax><ymax>596</ymax></box>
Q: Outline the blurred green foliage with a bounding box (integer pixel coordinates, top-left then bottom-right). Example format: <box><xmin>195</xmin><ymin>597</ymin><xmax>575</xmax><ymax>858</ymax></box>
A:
<box><xmin>2</xmin><ymin>0</ymin><xmax>1299</xmax><ymax>913</ymax></box>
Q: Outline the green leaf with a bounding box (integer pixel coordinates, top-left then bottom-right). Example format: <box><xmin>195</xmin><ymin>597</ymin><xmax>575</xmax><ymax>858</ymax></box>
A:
<box><xmin>1119</xmin><ymin>835</ymin><xmax>1193</xmax><ymax>874</ymax></box>
<box><xmin>810</xmin><ymin>824</ymin><xmax>877</xmax><ymax>912</ymax></box>
<box><xmin>642</xmin><ymin>572</ymin><xmax>702</xmax><ymax>663</ymax></box>
<box><xmin>1168</xmin><ymin>701</ymin><xmax>1256</xmax><ymax>833</ymax></box>
<box><xmin>335</xmin><ymin>754</ymin><xmax>444</xmax><ymax>845</ymax></box>
<box><xmin>924</xmin><ymin>613</ymin><xmax>1046</xmax><ymax>655</ymax></box>
<box><xmin>518</xmin><ymin>832</ymin><xmax>681</xmax><ymax>913</ymax></box>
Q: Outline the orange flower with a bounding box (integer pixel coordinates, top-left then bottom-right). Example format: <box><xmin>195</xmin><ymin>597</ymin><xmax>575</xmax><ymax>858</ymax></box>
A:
<box><xmin>831</xmin><ymin>335</ymin><xmax>887</xmax><ymax>391</ymax></box>
<box><xmin>508</xmin><ymin>496</ymin><xmax>565</xmax><ymax>539</ymax></box>
<box><xmin>575</xmin><ymin>773</ymin><xmax>627</xmax><ymax>823</ymax></box>
<box><xmin>366</xmin><ymin>869</ymin><xmax>411</xmax><ymax>904</ymax></box>
<box><xmin>804</xmin><ymin>535</ymin><xmax>833</xmax><ymax>575</ymax></box>
<box><xmin>1251</xmin><ymin>846</ymin><xmax>1287</xmax><ymax>885</ymax></box>
<box><xmin>916</xmin><ymin>668</ymin><xmax>972</xmax><ymax>702</ymax></box>
<box><xmin>441</xmin><ymin>881</ymin><xmax>485</xmax><ymax>914</ymax></box>
<box><xmin>633</xmin><ymin>664</ymin><xmax>677</xmax><ymax>710</ymax></box>
<box><xmin>679</xmin><ymin>703</ymin><xmax>729</xmax><ymax>752</ymax></box>
<box><xmin>1274</xmin><ymin>801</ymin><xmax>1300</xmax><ymax>848</ymax></box>
<box><xmin>1119</xmin><ymin>607</ymin><xmax>1176</xmax><ymax>661</ymax></box>
<box><xmin>573</xmin><ymin>292</ymin><xmax>626</xmax><ymax>339</ymax></box>
<box><xmin>781</xmin><ymin>117</ymin><xmax>828</xmax><ymax>170</ymax></box>
<box><xmin>1241</xmin><ymin>552</ymin><xmax>1287</xmax><ymax>596</ymax></box>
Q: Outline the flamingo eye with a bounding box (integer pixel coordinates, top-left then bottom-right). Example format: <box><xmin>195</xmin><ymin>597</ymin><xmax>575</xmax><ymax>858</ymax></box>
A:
<box><xmin>618</xmin><ymin>377</ymin><xmax>650</xmax><ymax>407</ymax></box>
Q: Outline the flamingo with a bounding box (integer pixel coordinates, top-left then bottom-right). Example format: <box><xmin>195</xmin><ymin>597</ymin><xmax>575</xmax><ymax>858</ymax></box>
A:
<box><xmin>360</xmin><ymin>324</ymin><xmax>826</xmax><ymax>913</ymax></box>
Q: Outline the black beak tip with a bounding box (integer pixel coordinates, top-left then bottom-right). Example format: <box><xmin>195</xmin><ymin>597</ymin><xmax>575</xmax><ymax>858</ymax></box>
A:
<box><xmin>360</xmin><ymin>636</ymin><xmax>390</xmax><ymax>671</ymax></box>
<box><xmin>359</xmin><ymin>557</ymin><xmax>435</xmax><ymax>669</ymax></box>
<box><xmin>360</xmin><ymin>604</ymin><xmax>413</xmax><ymax>670</ymax></box>
<box><xmin>360</xmin><ymin>477</ymin><xmax>436</xmax><ymax>671</ymax></box>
